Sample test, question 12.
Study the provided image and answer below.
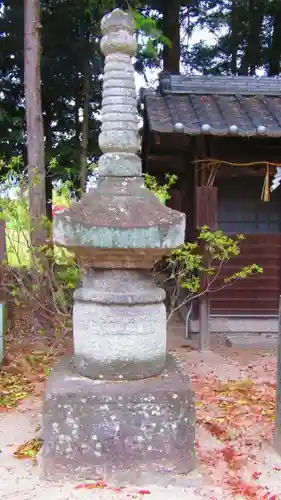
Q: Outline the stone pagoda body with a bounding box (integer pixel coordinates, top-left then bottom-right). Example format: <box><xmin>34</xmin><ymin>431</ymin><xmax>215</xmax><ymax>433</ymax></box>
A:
<box><xmin>41</xmin><ymin>8</ymin><xmax>195</xmax><ymax>485</ymax></box>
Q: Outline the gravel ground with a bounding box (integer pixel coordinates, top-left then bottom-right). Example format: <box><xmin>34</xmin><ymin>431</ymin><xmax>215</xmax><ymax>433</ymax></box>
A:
<box><xmin>2</xmin><ymin>317</ymin><xmax>281</xmax><ymax>499</ymax></box>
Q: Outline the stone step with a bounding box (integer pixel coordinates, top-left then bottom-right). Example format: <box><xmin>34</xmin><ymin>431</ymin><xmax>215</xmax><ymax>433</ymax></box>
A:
<box><xmin>226</xmin><ymin>333</ymin><xmax>278</xmax><ymax>349</ymax></box>
<box><xmin>190</xmin><ymin>316</ymin><xmax>278</xmax><ymax>334</ymax></box>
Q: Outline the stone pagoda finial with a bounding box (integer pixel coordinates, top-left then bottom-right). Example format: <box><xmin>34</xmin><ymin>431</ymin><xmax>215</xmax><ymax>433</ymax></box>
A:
<box><xmin>99</xmin><ymin>9</ymin><xmax>141</xmax><ymax>177</ymax></box>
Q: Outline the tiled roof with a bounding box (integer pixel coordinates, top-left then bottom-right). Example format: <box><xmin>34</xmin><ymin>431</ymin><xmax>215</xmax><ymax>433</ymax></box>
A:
<box><xmin>143</xmin><ymin>73</ymin><xmax>281</xmax><ymax>137</ymax></box>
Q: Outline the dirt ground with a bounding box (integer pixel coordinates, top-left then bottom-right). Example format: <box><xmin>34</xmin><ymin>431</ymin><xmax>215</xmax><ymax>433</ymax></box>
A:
<box><xmin>1</xmin><ymin>316</ymin><xmax>281</xmax><ymax>499</ymax></box>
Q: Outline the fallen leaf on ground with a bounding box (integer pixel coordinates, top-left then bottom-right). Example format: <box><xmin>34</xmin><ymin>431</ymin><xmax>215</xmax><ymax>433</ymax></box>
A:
<box><xmin>75</xmin><ymin>481</ymin><xmax>107</xmax><ymax>490</ymax></box>
<box><xmin>14</xmin><ymin>438</ymin><xmax>43</xmax><ymax>459</ymax></box>
<box><xmin>0</xmin><ymin>348</ymin><xmax>57</xmax><ymax>409</ymax></box>
<box><xmin>0</xmin><ymin>373</ymin><xmax>30</xmax><ymax>409</ymax></box>
<box><xmin>226</xmin><ymin>476</ymin><xmax>263</xmax><ymax>498</ymax></box>
<box><xmin>252</xmin><ymin>471</ymin><xmax>262</xmax><ymax>480</ymax></box>
<box><xmin>200</xmin><ymin>419</ymin><xmax>231</xmax><ymax>442</ymax></box>
<box><xmin>190</xmin><ymin>353</ymin><xmax>277</xmax><ymax>499</ymax></box>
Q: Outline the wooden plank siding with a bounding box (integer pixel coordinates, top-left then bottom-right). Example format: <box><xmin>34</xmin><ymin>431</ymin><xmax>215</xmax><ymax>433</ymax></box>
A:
<box><xmin>210</xmin><ymin>235</ymin><xmax>281</xmax><ymax>315</ymax></box>
<box><xmin>196</xmin><ymin>186</ymin><xmax>218</xmax><ymax>230</ymax></box>
<box><xmin>208</xmin><ymin>177</ymin><xmax>281</xmax><ymax>316</ymax></box>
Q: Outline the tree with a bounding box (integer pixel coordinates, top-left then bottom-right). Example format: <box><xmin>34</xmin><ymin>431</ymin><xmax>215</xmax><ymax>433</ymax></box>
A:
<box><xmin>24</xmin><ymin>0</ymin><xmax>46</xmax><ymax>251</ymax></box>
<box><xmin>40</xmin><ymin>0</ymin><xmax>103</xmax><ymax>200</ymax></box>
<box><xmin>136</xmin><ymin>0</ymin><xmax>200</xmax><ymax>74</ymax></box>
<box><xmin>182</xmin><ymin>0</ymin><xmax>281</xmax><ymax>76</ymax></box>
<box><xmin>268</xmin><ymin>0</ymin><xmax>281</xmax><ymax>76</ymax></box>
<box><xmin>0</xmin><ymin>0</ymin><xmax>104</xmax><ymax>206</ymax></box>
<box><xmin>10</xmin><ymin>0</ymin><xmax>281</xmax><ymax>215</ymax></box>
<box><xmin>0</xmin><ymin>0</ymin><xmax>25</xmax><ymax>167</ymax></box>
<box><xmin>161</xmin><ymin>0</ymin><xmax>182</xmax><ymax>73</ymax></box>
<box><xmin>239</xmin><ymin>0</ymin><xmax>265</xmax><ymax>75</ymax></box>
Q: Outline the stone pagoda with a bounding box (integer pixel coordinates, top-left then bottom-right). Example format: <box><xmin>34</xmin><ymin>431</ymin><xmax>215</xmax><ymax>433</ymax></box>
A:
<box><xmin>41</xmin><ymin>8</ymin><xmax>195</xmax><ymax>485</ymax></box>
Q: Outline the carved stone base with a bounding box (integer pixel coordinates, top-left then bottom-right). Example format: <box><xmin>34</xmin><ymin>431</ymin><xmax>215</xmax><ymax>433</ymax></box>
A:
<box><xmin>72</xmin><ymin>270</ymin><xmax>167</xmax><ymax>380</ymax></box>
<box><xmin>40</xmin><ymin>355</ymin><xmax>195</xmax><ymax>486</ymax></box>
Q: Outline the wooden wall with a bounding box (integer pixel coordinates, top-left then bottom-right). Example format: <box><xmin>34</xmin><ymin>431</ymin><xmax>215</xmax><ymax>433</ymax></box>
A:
<box><xmin>211</xmin><ymin>235</ymin><xmax>281</xmax><ymax>315</ymax></box>
<box><xmin>212</xmin><ymin>176</ymin><xmax>281</xmax><ymax>315</ymax></box>
<box><xmin>143</xmin><ymin>128</ymin><xmax>281</xmax><ymax>317</ymax></box>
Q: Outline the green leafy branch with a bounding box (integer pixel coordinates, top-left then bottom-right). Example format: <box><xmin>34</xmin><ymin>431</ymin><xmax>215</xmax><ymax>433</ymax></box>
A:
<box><xmin>132</xmin><ymin>9</ymin><xmax>171</xmax><ymax>60</ymax></box>
<box><xmin>146</xmin><ymin>174</ymin><xmax>263</xmax><ymax>317</ymax></box>
<box><xmin>144</xmin><ymin>173</ymin><xmax>177</xmax><ymax>203</ymax></box>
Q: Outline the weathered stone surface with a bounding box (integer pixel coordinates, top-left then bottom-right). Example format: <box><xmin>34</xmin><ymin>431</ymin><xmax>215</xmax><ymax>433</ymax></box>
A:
<box><xmin>41</xmin><ymin>354</ymin><xmax>195</xmax><ymax>485</ymax></box>
<box><xmin>54</xmin><ymin>178</ymin><xmax>185</xmax><ymax>250</ymax></box>
<box><xmin>98</xmin><ymin>153</ymin><xmax>142</xmax><ymax>177</ymax></box>
<box><xmin>73</xmin><ymin>270</ymin><xmax>167</xmax><ymax>380</ymax></box>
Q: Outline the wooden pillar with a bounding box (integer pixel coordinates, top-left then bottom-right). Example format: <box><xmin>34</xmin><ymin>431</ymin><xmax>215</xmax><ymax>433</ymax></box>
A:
<box><xmin>196</xmin><ymin>186</ymin><xmax>218</xmax><ymax>350</ymax></box>
<box><xmin>182</xmin><ymin>161</ymin><xmax>196</xmax><ymax>242</ymax></box>
<box><xmin>199</xmin><ymin>289</ymin><xmax>211</xmax><ymax>350</ymax></box>
<box><xmin>168</xmin><ymin>185</ymin><xmax>183</xmax><ymax>213</ymax></box>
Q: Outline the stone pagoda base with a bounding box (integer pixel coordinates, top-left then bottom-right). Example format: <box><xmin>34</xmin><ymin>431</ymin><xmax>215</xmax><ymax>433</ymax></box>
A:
<box><xmin>40</xmin><ymin>355</ymin><xmax>195</xmax><ymax>486</ymax></box>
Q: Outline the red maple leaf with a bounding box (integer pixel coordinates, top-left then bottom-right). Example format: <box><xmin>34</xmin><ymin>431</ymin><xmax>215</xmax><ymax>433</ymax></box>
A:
<box><xmin>252</xmin><ymin>471</ymin><xmax>262</xmax><ymax>480</ymax></box>
<box><xmin>75</xmin><ymin>481</ymin><xmax>107</xmax><ymax>490</ymax></box>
